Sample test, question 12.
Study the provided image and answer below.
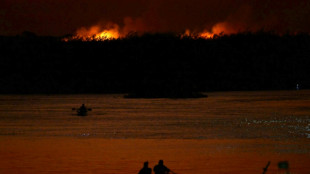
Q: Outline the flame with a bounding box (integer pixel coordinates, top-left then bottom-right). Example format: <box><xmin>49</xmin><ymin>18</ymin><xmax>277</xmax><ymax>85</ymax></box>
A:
<box><xmin>199</xmin><ymin>31</ymin><xmax>214</xmax><ymax>39</ymax></box>
<box><xmin>183</xmin><ymin>22</ymin><xmax>239</xmax><ymax>39</ymax></box>
<box><xmin>182</xmin><ymin>21</ymin><xmax>241</xmax><ymax>39</ymax></box>
<box><xmin>70</xmin><ymin>24</ymin><xmax>121</xmax><ymax>41</ymax></box>
<box><xmin>64</xmin><ymin>19</ymin><xmax>241</xmax><ymax>41</ymax></box>
<box><xmin>97</xmin><ymin>29</ymin><xmax>120</xmax><ymax>40</ymax></box>
<box><xmin>182</xmin><ymin>29</ymin><xmax>214</xmax><ymax>39</ymax></box>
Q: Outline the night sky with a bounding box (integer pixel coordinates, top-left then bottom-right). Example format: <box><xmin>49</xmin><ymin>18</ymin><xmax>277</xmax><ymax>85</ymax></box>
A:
<box><xmin>1</xmin><ymin>0</ymin><xmax>310</xmax><ymax>36</ymax></box>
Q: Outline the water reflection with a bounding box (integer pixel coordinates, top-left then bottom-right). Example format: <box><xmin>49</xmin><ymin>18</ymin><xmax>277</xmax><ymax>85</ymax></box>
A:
<box><xmin>0</xmin><ymin>91</ymin><xmax>310</xmax><ymax>173</ymax></box>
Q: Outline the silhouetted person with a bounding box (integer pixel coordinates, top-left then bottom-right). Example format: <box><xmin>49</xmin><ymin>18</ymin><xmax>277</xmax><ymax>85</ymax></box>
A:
<box><xmin>154</xmin><ymin>160</ymin><xmax>170</xmax><ymax>174</ymax></box>
<box><xmin>139</xmin><ymin>161</ymin><xmax>152</xmax><ymax>174</ymax></box>
<box><xmin>79</xmin><ymin>104</ymin><xmax>87</xmax><ymax>111</ymax></box>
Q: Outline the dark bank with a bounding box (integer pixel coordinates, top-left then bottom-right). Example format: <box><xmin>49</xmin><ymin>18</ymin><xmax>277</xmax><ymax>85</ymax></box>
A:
<box><xmin>0</xmin><ymin>31</ymin><xmax>309</xmax><ymax>96</ymax></box>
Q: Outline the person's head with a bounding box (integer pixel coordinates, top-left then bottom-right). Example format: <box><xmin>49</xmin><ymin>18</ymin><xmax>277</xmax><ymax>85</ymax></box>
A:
<box><xmin>159</xmin><ymin>160</ymin><xmax>164</xmax><ymax>165</ymax></box>
<box><xmin>144</xmin><ymin>161</ymin><xmax>149</xmax><ymax>167</ymax></box>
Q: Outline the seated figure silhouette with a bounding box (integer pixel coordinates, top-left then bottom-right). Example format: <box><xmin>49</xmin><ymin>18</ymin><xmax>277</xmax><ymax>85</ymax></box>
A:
<box><xmin>79</xmin><ymin>104</ymin><xmax>87</xmax><ymax>111</ymax></box>
<box><xmin>77</xmin><ymin>104</ymin><xmax>88</xmax><ymax>116</ymax></box>
<box><xmin>139</xmin><ymin>161</ymin><xmax>152</xmax><ymax>174</ymax></box>
<box><xmin>154</xmin><ymin>160</ymin><xmax>170</xmax><ymax>174</ymax></box>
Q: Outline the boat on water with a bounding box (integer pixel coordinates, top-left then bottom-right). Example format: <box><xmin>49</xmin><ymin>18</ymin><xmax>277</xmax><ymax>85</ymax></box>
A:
<box><xmin>73</xmin><ymin>104</ymin><xmax>92</xmax><ymax>116</ymax></box>
<box><xmin>77</xmin><ymin>108</ymin><xmax>88</xmax><ymax>116</ymax></box>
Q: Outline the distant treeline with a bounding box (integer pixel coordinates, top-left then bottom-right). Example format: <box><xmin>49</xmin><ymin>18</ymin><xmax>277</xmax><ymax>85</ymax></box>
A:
<box><xmin>0</xmin><ymin>31</ymin><xmax>309</xmax><ymax>95</ymax></box>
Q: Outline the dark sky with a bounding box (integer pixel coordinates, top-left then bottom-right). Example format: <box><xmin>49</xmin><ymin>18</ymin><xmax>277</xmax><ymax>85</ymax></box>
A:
<box><xmin>1</xmin><ymin>0</ymin><xmax>310</xmax><ymax>36</ymax></box>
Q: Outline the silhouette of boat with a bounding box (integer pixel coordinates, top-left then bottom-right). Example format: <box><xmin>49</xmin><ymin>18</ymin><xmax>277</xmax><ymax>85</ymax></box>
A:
<box><xmin>77</xmin><ymin>108</ymin><xmax>88</xmax><ymax>116</ymax></box>
<box><xmin>72</xmin><ymin>105</ymin><xmax>92</xmax><ymax>116</ymax></box>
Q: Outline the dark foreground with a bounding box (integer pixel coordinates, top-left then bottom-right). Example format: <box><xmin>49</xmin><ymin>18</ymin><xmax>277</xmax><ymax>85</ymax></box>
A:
<box><xmin>1</xmin><ymin>32</ymin><xmax>310</xmax><ymax>94</ymax></box>
<box><xmin>1</xmin><ymin>138</ymin><xmax>309</xmax><ymax>174</ymax></box>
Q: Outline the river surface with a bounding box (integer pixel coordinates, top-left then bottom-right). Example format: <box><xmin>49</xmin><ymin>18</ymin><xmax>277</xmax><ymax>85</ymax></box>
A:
<box><xmin>0</xmin><ymin>90</ymin><xmax>310</xmax><ymax>174</ymax></box>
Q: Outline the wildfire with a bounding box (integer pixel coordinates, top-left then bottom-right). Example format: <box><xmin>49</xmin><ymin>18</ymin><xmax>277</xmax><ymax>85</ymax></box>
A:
<box><xmin>68</xmin><ymin>24</ymin><xmax>122</xmax><ymax>41</ymax></box>
<box><xmin>96</xmin><ymin>29</ymin><xmax>120</xmax><ymax>40</ymax></box>
<box><xmin>182</xmin><ymin>29</ymin><xmax>215</xmax><ymax>39</ymax></box>
<box><xmin>182</xmin><ymin>22</ymin><xmax>238</xmax><ymax>39</ymax></box>
<box><xmin>199</xmin><ymin>31</ymin><xmax>215</xmax><ymax>39</ymax></box>
<box><xmin>64</xmin><ymin>20</ymin><xmax>239</xmax><ymax>41</ymax></box>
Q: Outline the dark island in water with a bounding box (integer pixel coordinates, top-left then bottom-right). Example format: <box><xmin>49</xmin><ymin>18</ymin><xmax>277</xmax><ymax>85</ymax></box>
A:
<box><xmin>0</xmin><ymin>31</ymin><xmax>310</xmax><ymax>97</ymax></box>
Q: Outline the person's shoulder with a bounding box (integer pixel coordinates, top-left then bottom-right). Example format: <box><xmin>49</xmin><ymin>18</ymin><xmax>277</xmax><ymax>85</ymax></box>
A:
<box><xmin>164</xmin><ymin>165</ymin><xmax>170</xmax><ymax>171</ymax></box>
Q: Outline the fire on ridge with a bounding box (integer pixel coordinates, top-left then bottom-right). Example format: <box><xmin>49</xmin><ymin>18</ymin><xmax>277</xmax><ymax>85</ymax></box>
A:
<box><xmin>63</xmin><ymin>20</ymin><xmax>241</xmax><ymax>41</ymax></box>
<box><xmin>63</xmin><ymin>19</ymin><xmax>294</xmax><ymax>42</ymax></box>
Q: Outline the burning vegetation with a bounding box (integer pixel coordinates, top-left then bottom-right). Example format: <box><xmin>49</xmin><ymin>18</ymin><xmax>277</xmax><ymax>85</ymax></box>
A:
<box><xmin>64</xmin><ymin>19</ymin><xmax>248</xmax><ymax>41</ymax></box>
<box><xmin>64</xmin><ymin>24</ymin><xmax>121</xmax><ymax>41</ymax></box>
<box><xmin>1</xmin><ymin>29</ymin><xmax>310</xmax><ymax>94</ymax></box>
<box><xmin>63</xmin><ymin>8</ymin><xmax>305</xmax><ymax>42</ymax></box>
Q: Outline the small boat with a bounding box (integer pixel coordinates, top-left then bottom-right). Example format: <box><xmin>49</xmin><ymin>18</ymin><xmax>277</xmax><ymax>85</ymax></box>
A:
<box><xmin>73</xmin><ymin>104</ymin><xmax>92</xmax><ymax>116</ymax></box>
<box><xmin>77</xmin><ymin>108</ymin><xmax>88</xmax><ymax>116</ymax></box>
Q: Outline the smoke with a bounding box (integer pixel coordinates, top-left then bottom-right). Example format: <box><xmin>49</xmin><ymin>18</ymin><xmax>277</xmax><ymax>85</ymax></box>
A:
<box><xmin>72</xmin><ymin>2</ymin><xmax>258</xmax><ymax>39</ymax></box>
<box><xmin>122</xmin><ymin>17</ymin><xmax>149</xmax><ymax>35</ymax></box>
<box><xmin>59</xmin><ymin>0</ymin><xmax>310</xmax><ymax>37</ymax></box>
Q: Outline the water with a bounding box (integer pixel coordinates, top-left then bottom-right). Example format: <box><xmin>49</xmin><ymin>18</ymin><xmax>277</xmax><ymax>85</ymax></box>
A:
<box><xmin>0</xmin><ymin>90</ymin><xmax>310</xmax><ymax>174</ymax></box>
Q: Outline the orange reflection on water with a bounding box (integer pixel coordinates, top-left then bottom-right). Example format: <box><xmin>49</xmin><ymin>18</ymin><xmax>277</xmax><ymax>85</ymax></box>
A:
<box><xmin>1</xmin><ymin>137</ymin><xmax>310</xmax><ymax>174</ymax></box>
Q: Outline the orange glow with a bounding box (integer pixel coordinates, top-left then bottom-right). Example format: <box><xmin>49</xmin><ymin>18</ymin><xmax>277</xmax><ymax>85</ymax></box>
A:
<box><xmin>182</xmin><ymin>21</ymin><xmax>240</xmax><ymax>39</ymax></box>
<box><xmin>199</xmin><ymin>31</ymin><xmax>214</xmax><ymax>39</ymax></box>
<box><xmin>65</xmin><ymin>20</ymin><xmax>240</xmax><ymax>41</ymax></box>
<box><xmin>69</xmin><ymin>24</ymin><xmax>122</xmax><ymax>41</ymax></box>
<box><xmin>181</xmin><ymin>29</ymin><xmax>215</xmax><ymax>39</ymax></box>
